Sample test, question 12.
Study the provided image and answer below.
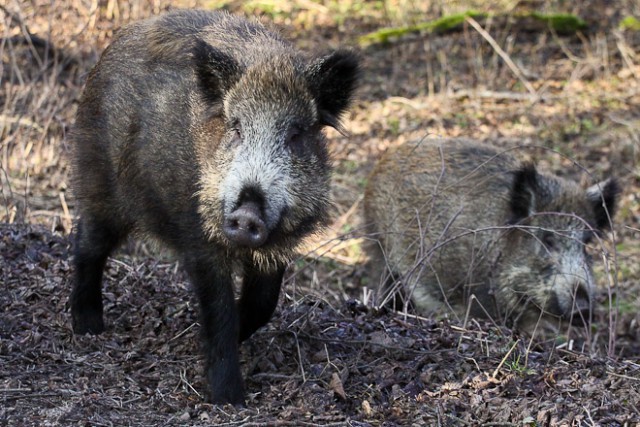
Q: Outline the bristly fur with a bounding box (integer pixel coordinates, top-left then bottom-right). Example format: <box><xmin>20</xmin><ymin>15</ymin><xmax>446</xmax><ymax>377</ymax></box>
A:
<box><xmin>364</xmin><ymin>138</ymin><xmax>620</xmax><ymax>333</ymax></box>
<box><xmin>69</xmin><ymin>9</ymin><xmax>359</xmax><ymax>405</ymax></box>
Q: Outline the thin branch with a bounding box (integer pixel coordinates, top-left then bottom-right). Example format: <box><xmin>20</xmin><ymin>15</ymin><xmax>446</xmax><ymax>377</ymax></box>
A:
<box><xmin>465</xmin><ymin>16</ymin><xmax>538</xmax><ymax>98</ymax></box>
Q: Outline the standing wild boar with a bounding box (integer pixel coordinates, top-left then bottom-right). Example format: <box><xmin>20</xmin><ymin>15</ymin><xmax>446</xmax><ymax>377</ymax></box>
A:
<box><xmin>364</xmin><ymin>138</ymin><xmax>619</xmax><ymax>330</ymax></box>
<box><xmin>70</xmin><ymin>10</ymin><xmax>359</xmax><ymax>404</ymax></box>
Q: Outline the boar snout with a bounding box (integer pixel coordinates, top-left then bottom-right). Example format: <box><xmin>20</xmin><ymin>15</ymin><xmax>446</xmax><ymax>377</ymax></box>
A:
<box><xmin>567</xmin><ymin>284</ymin><xmax>592</xmax><ymax>326</ymax></box>
<box><xmin>548</xmin><ymin>281</ymin><xmax>592</xmax><ymax>326</ymax></box>
<box><xmin>224</xmin><ymin>201</ymin><xmax>268</xmax><ymax>248</ymax></box>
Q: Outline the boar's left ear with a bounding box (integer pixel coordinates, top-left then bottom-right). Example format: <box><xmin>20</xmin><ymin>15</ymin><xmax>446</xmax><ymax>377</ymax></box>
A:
<box><xmin>586</xmin><ymin>178</ymin><xmax>620</xmax><ymax>231</ymax></box>
<box><xmin>306</xmin><ymin>50</ymin><xmax>361</xmax><ymax>132</ymax></box>
<box><xmin>192</xmin><ymin>39</ymin><xmax>242</xmax><ymax>108</ymax></box>
<box><xmin>508</xmin><ymin>163</ymin><xmax>540</xmax><ymax>225</ymax></box>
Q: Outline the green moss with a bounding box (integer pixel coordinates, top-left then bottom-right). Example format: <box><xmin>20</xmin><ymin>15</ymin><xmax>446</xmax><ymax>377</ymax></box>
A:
<box><xmin>620</xmin><ymin>16</ymin><xmax>640</xmax><ymax>31</ymax></box>
<box><xmin>530</xmin><ymin>12</ymin><xmax>587</xmax><ymax>34</ymax></box>
<box><xmin>429</xmin><ymin>10</ymin><xmax>486</xmax><ymax>32</ymax></box>
<box><xmin>359</xmin><ymin>10</ymin><xmax>485</xmax><ymax>46</ymax></box>
<box><xmin>360</xmin><ymin>10</ymin><xmax>588</xmax><ymax>47</ymax></box>
<box><xmin>359</xmin><ymin>26</ymin><xmax>418</xmax><ymax>45</ymax></box>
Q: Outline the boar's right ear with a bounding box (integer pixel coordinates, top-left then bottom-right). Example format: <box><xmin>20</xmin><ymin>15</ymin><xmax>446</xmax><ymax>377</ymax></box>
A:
<box><xmin>193</xmin><ymin>39</ymin><xmax>241</xmax><ymax>108</ymax></box>
<box><xmin>508</xmin><ymin>163</ymin><xmax>539</xmax><ymax>224</ymax></box>
<box><xmin>306</xmin><ymin>50</ymin><xmax>361</xmax><ymax>132</ymax></box>
<box><xmin>586</xmin><ymin>178</ymin><xmax>620</xmax><ymax>231</ymax></box>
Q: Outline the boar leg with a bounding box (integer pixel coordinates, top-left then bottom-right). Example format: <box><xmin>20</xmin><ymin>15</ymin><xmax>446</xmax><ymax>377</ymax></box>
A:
<box><xmin>184</xmin><ymin>253</ymin><xmax>245</xmax><ymax>405</ymax></box>
<box><xmin>71</xmin><ymin>217</ymin><xmax>122</xmax><ymax>335</ymax></box>
<box><xmin>237</xmin><ymin>264</ymin><xmax>286</xmax><ymax>342</ymax></box>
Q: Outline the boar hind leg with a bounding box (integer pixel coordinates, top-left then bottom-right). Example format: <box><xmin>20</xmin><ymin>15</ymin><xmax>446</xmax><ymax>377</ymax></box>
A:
<box><xmin>237</xmin><ymin>264</ymin><xmax>286</xmax><ymax>342</ymax></box>
<box><xmin>71</xmin><ymin>217</ymin><xmax>123</xmax><ymax>335</ymax></box>
<box><xmin>184</xmin><ymin>253</ymin><xmax>245</xmax><ymax>405</ymax></box>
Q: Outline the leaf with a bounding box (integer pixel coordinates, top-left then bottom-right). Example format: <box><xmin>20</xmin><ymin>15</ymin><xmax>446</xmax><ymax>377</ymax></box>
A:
<box><xmin>330</xmin><ymin>372</ymin><xmax>346</xmax><ymax>400</ymax></box>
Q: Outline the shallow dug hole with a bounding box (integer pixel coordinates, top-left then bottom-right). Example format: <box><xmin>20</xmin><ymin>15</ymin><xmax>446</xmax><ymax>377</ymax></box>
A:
<box><xmin>1</xmin><ymin>224</ymin><xmax>638</xmax><ymax>426</ymax></box>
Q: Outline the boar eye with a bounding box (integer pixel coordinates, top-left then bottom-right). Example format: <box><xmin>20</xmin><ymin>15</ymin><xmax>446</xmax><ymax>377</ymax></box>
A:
<box><xmin>285</xmin><ymin>126</ymin><xmax>303</xmax><ymax>151</ymax></box>
<box><xmin>583</xmin><ymin>230</ymin><xmax>594</xmax><ymax>245</ymax></box>
<box><xmin>542</xmin><ymin>232</ymin><xmax>556</xmax><ymax>251</ymax></box>
<box><xmin>230</xmin><ymin>119</ymin><xmax>242</xmax><ymax>139</ymax></box>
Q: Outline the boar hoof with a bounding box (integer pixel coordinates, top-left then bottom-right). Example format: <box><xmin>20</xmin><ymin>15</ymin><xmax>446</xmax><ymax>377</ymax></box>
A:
<box><xmin>223</xmin><ymin>203</ymin><xmax>268</xmax><ymax>248</ymax></box>
<box><xmin>208</xmin><ymin>367</ymin><xmax>246</xmax><ymax>406</ymax></box>
<box><xmin>72</xmin><ymin>309</ymin><xmax>105</xmax><ymax>335</ymax></box>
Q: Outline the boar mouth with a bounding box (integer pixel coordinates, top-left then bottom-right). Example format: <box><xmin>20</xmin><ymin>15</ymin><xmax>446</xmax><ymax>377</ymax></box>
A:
<box><xmin>537</xmin><ymin>286</ymin><xmax>592</xmax><ymax>327</ymax></box>
<box><xmin>566</xmin><ymin>286</ymin><xmax>592</xmax><ymax>326</ymax></box>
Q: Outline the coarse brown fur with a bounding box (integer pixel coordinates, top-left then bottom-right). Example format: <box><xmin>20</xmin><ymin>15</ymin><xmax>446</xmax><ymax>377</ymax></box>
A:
<box><xmin>364</xmin><ymin>138</ymin><xmax>619</xmax><ymax>331</ymax></box>
<box><xmin>69</xmin><ymin>9</ymin><xmax>360</xmax><ymax>405</ymax></box>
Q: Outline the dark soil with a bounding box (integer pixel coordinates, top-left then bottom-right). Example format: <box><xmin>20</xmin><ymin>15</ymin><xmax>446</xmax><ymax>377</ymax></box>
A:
<box><xmin>2</xmin><ymin>224</ymin><xmax>639</xmax><ymax>426</ymax></box>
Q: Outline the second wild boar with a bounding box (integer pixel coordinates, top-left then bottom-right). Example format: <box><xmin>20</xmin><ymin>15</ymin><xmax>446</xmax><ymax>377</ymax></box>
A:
<box><xmin>364</xmin><ymin>138</ymin><xmax>619</xmax><ymax>330</ymax></box>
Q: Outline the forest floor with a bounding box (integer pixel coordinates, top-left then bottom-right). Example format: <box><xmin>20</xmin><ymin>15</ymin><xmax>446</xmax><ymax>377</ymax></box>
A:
<box><xmin>1</xmin><ymin>1</ymin><xmax>639</xmax><ymax>425</ymax></box>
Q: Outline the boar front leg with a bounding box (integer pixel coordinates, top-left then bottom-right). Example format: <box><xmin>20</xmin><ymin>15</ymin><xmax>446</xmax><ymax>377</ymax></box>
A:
<box><xmin>184</xmin><ymin>252</ymin><xmax>245</xmax><ymax>405</ymax></box>
<box><xmin>237</xmin><ymin>263</ymin><xmax>286</xmax><ymax>342</ymax></box>
<box><xmin>71</xmin><ymin>217</ymin><xmax>123</xmax><ymax>335</ymax></box>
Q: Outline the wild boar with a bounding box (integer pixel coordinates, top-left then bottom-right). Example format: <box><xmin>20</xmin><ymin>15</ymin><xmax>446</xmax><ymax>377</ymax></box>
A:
<box><xmin>69</xmin><ymin>9</ymin><xmax>359</xmax><ymax>404</ymax></box>
<box><xmin>364</xmin><ymin>138</ymin><xmax>619</xmax><ymax>331</ymax></box>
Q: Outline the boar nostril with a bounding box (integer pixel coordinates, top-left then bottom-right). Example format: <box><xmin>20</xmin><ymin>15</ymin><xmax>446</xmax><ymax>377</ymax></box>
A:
<box><xmin>569</xmin><ymin>285</ymin><xmax>592</xmax><ymax>326</ymax></box>
<box><xmin>223</xmin><ymin>202</ymin><xmax>268</xmax><ymax>248</ymax></box>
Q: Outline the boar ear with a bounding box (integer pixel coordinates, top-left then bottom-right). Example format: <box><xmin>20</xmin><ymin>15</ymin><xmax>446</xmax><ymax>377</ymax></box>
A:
<box><xmin>306</xmin><ymin>50</ymin><xmax>361</xmax><ymax>132</ymax></box>
<box><xmin>193</xmin><ymin>39</ymin><xmax>241</xmax><ymax>107</ymax></box>
<box><xmin>586</xmin><ymin>178</ymin><xmax>620</xmax><ymax>231</ymax></box>
<box><xmin>508</xmin><ymin>163</ymin><xmax>539</xmax><ymax>224</ymax></box>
